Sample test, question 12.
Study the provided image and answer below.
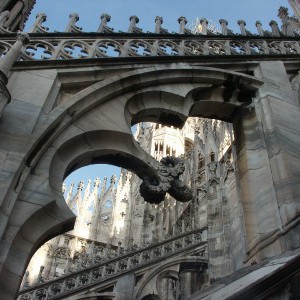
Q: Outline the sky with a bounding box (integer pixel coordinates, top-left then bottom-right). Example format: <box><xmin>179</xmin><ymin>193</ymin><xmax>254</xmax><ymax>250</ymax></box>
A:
<box><xmin>25</xmin><ymin>0</ymin><xmax>287</xmax><ymax>34</ymax></box>
<box><xmin>24</xmin><ymin>0</ymin><xmax>288</xmax><ymax>190</ymax></box>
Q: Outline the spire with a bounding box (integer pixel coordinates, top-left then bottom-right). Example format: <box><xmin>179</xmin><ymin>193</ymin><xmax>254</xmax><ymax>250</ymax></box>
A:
<box><xmin>101</xmin><ymin>177</ymin><xmax>107</xmax><ymax>194</ymax></box>
<box><xmin>65</xmin><ymin>183</ymin><xmax>74</xmax><ymax>207</ymax></box>
<box><xmin>69</xmin><ymin>181</ymin><xmax>84</xmax><ymax>215</ymax></box>
<box><xmin>83</xmin><ymin>179</ymin><xmax>91</xmax><ymax>203</ymax></box>
<box><xmin>92</xmin><ymin>177</ymin><xmax>101</xmax><ymax>208</ymax></box>
<box><xmin>98</xmin><ymin>13</ymin><xmax>113</xmax><ymax>33</ymax></box>
<box><xmin>65</xmin><ymin>13</ymin><xmax>82</xmax><ymax>33</ymax></box>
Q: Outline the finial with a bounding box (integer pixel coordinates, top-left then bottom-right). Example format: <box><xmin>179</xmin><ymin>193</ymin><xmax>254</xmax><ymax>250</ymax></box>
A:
<box><xmin>200</xmin><ymin>18</ymin><xmax>209</xmax><ymax>35</ymax></box>
<box><xmin>129</xmin><ymin>15</ymin><xmax>139</xmax><ymax>23</ymax></box>
<box><xmin>101</xmin><ymin>13</ymin><xmax>111</xmax><ymax>22</ymax></box>
<box><xmin>65</xmin><ymin>13</ymin><xmax>82</xmax><ymax>33</ymax></box>
<box><xmin>94</xmin><ymin>177</ymin><xmax>101</xmax><ymax>187</ymax></box>
<box><xmin>269</xmin><ymin>20</ymin><xmax>280</xmax><ymax>37</ymax></box>
<box><xmin>30</xmin><ymin>12</ymin><xmax>49</xmax><ymax>33</ymax></box>
<box><xmin>128</xmin><ymin>15</ymin><xmax>142</xmax><ymax>33</ymax></box>
<box><xmin>237</xmin><ymin>20</ymin><xmax>247</xmax><ymax>35</ymax></box>
<box><xmin>278</xmin><ymin>6</ymin><xmax>289</xmax><ymax>19</ymax></box>
<box><xmin>255</xmin><ymin>21</ymin><xmax>264</xmax><ymax>36</ymax></box>
<box><xmin>69</xmin><ymin>13</ymin><xmax>79</xmax><ymax>21</ymax></box>
<box><xmin>110</xmin><ymin>175</ymin><xmax>117</xmax><ymax>184</ymax></box>
<box><xmin>155</xmin><ymin>16</ymin><xmax>163</xmax><ymax>24</ymax></box>
<box><xmin>178</xmin><ymin>16</ymin><xmax>188</xmax><ymax>34</ymax></box>
<box><xmin>154</xmin><ymin>16</ymin><xmax>168</xmax><ymax>34</ymax></box>
<box><xmin>98</xmin><ymin>13</ymin><xmax>113</xmax><ymax>33</ymax></box>
<box><xmin>77</xmin><ymin>181</ymin><xmax>84</xmax><ymax>191</ymax></box>
<box><xmin>219</xmin><ymin>19</ymin><xmax>229</xmax><ymax>35</ymax></box>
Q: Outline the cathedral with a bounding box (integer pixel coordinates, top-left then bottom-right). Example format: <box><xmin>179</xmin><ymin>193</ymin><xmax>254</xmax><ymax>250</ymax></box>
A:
<box><xmin>0</xmin><ymin>1</ymin><xmax>300</xmax><ymax>299</ymax></box>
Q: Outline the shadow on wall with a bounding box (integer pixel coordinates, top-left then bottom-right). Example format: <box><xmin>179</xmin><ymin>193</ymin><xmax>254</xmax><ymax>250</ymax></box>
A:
<box><xmin>141</xmin><ymin>294</ymin><xmax>161</xmax><ymax>300</ymax></box>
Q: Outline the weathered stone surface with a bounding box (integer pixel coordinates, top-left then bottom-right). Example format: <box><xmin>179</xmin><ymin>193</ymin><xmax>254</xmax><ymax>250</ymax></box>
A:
<box><xmin>0</xmin><ymin>47</ymin><xmax>299</xmax><ymax>299</ymax></box>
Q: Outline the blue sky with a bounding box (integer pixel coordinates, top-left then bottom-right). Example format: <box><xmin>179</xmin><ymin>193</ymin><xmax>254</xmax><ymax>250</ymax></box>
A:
<box><xmin>26</xmin><ymin>0</ymin><xmax>287</xmax><ymax>34</ymax></box>
<box><xmin>25</xmin><ymin>0</ymin><xmax>288</xmax><ymax>190</ymax></box>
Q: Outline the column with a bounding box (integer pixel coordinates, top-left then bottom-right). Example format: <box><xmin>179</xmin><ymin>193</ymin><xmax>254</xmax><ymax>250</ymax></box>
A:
<box><xmin>0</xmin><ymin>32</ymin><xmax>29</xmax><ymax>118</ymax></box>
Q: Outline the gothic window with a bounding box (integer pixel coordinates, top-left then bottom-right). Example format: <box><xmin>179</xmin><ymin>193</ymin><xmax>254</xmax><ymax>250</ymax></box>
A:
<box><xmin>210</xmin><ymin>151</ymin><xmax>215</xmax><ymax>162</ymax></box>
<box><xmin>159</xmin><ymin>143</ymin><xmax>163</xmax><ymax>153</ymax></box>
<box><xmin>198</xmin><ymin>154</ymin><xmax>204</xmax><ymax>169</ymax></box>
<box><xmin>166</xmin><ymin>145</ymin><xmax>171</xmax><ymax>156</ymax></box>
<box><xmin>104</xmin><ymin>199</ymin><xmax>113</xmax><ymax>208</ymax></box>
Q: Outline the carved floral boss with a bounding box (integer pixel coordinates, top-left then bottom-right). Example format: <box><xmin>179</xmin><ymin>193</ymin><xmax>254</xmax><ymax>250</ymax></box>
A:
<box><xmin>140</xmin><ymin>156</ymin><xmax>192</xmax><ymax>204</ymax></box>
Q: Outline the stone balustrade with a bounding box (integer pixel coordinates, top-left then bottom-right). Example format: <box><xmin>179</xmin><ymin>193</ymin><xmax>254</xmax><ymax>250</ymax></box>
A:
<box><xmin>18</xmin><ymin>225</ymin><xmax>208</xmax><ymax>300</ymax></box>
<box><xmin>0</xmin><ymin>33</ymin><xmax>300</xmax><ymax>62</ymax></box>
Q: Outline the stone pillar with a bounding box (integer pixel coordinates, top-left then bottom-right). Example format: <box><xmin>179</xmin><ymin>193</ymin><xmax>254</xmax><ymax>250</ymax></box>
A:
<box><xmin>253</xmin><ymin>61</ymin><xmax>300</xmax><ymax>251</ymax></box>
<box><xmin>232</xmin><ymin>62</ymin><xmax>299</xmax><ymax>262</ymax></box>
<box><xmin>179</xmin><ymin>262</ymin><xmax>207</xmax><ymax>299</ymax></box>
<box><xmin>200</xmin><ymin>18</ymin><xmax>208</xmax><ymax>35</ymax></box>
<box><xmin>178</xmin><ymin>16</ymin><xmax>187</xmax><ymax>34</ymax></box>
<box><xmin>3</xmin><ymin>0</ymin><xmax>24</xmax><ymax>29</ymax></box>
<box><xmin>219</xmin><ymin>19</ymin><xmax>228</xmax><ymax>35</ymax></box>
<box><xmin>255</xmin><ymin>21</ymin><xmax>264</xmax><ymax>36</ymax></box>
<box><xmin>0</xmin><ymin>32</ymin><xmax>29</xmax><ymax>118</ymax></box>
<box><xmin>154</xmin><ymin>16</ymin><xmax>163</xmax><ymax>34</ymax></box>
<box><xmin>128</xmin><ymin>15</ymin><xmax>139</xmax><ymax>33</ymax></box>
<box><xmin>269</xmin><ymin>20</ymin><xmax>280</xmax><ymax>37</ymax></box>
<box><xmin>237</xmin><ymin>20</ymin><xmax>247</xmax><ymax>35</ymax></box>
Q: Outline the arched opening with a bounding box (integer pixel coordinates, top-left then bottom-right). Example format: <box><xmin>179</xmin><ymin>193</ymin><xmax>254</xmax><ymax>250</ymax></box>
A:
<box><xmin>23</xmin><ymin>164</ymin><xmax>123</xmax><ymax>287</ymax></box>
<box><xmin>5</xmin><ymin>66</ymin><xmax>266</xmax><ymax>300</ymax></box>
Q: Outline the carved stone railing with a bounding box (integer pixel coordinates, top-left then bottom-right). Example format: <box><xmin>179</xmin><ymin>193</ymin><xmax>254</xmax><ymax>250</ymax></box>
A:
<box><xmin>0</xmin><ymin>33</ymin><xmax>300</xmax><ymax>62</ymax></box>
<box><xmin>18</xmin><ymin>225</ymin><xmax>207</xmax><ymax>300</ymax></box>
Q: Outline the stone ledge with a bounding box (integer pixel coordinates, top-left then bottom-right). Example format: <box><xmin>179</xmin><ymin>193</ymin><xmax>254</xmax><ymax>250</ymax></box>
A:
<box><xmin>187</xmin><ymin>249</ymin><xmax>300</xmax><ymax>300</ymax></box>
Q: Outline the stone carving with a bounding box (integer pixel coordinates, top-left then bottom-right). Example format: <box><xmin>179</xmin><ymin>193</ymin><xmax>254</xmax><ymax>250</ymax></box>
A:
<box><xmin>54</xmin><ymin>247</ymin><xmax>69</xmax><ymax>259</ymax></box>
<box><xmin>98</xmin><ymin>14</ymin><xmax>114</xmax><ymax>33</ymax></box>
<box><xmin>155</xmin><ymin>16</ymin><xmax>168</xmax><ymax>34</ymax></box>
<box><xmin>278</xmin><ymin>6</ymin><xmax>300</xmax><ymax>36</ymax></box>
<box><xmin>0</xmin><ymin>34</ymin><xmax>296</xmax><ymax>62</ymax></box>
<box><xmin>65</xmin><ymin>13</ymin><xmax>82</xmax><ymax>33</ymax></box>
<box><xmin>140</xmin><ymin>156</ymin><xmax>192</xmax><ymax>204</ymax></box>
<box><xmin>18</xmin><ymin>225</ymin><xmax>207</xmax><ymax>299</ymax></box>
<box><xmin>0</xmin><ymin>11</ymin><xmax>12</xmax><ymax>33</ymax></box>
<box><xmin>29</xmin><ymin>13</ymin><xmax>49</xmax><ymax>33</ymax></box>
<box><xmin>208</xmin><ymin>162</ymin><xmax>218</xmax><ymax>181</ymax></box>
<box><xmin>128</xmin><ymin>15</ymin><xmax>143</xmax><ymax>33</ymax></box>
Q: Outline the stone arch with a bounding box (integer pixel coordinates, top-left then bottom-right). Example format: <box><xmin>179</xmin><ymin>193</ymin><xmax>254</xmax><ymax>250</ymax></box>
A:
<box><xmin>135</xmin><ymin>257</ymin><xmax>207</xmax><ymax>299</ymax></box>
<box><xmin>156</xmin><ymin>270</ymin><xmax>179</xmax><ymax>300</ymax></box>
<box><xmin>0</xmin><ymin>65</ymin><xmax>264</xmax><ymax>299</ymax></box>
